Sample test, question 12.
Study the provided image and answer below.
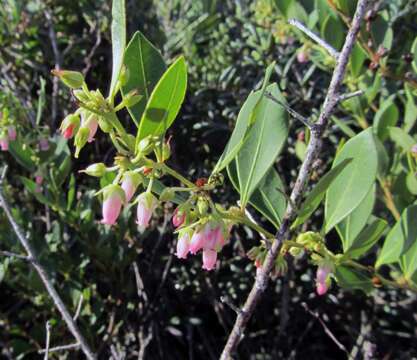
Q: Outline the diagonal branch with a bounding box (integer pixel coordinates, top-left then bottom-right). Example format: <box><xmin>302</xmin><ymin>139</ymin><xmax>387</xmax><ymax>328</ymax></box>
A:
<box><xmin>0</xmin><ymin>169</ymin><xmax>97</xmax><ymax>360</ymax></box>
<box><xmin>219</xmin><ymin>1</ymin><xmax>369</xmax><ymax>358</ymax></box>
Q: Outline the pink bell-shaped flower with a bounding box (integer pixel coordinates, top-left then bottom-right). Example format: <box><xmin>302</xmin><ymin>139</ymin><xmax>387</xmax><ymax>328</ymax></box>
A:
<box><xmin>60</xmin><ymin>114</ymin><xmax>80</xmax><ymax>139</ymax></box>
<box><xmin>8</xmin><ymin>126</ymin><xmax>16</xmax><ymax>141</ymax></box>
<box><xmin>202</xmin><ymin>249</ymin><xmax>217</xmax><ymax>271</ymax></box>
<box><xmin>121</xmin><ymin>171</ymin><xmax>142</xmax><ymax>203</ymax></box>
<box><xmin>316</xmin><ymin>265</ymin><xmax>332</xmax><ymax>296</ymax></box>
<box><xmin>85</xmin><ymin>116</ymin><xmax>98</xmax><ymax>143</ymax></box>
<box><xmin>101</xmin><ymin>184</ymin><xmax>125</xmax><ymax>226</ymax></box>
<box><xmin>0</xmin><ymin>135</ymin><xmax>9</xmax><ymax>151</ymax></box>
<box><xmin>176</xmin><ymin>230</ymin><xmax>191</xmax><ymax>259</ymax></box>
<box><xmin>172</xmin><ymin>207</ymin><xmax>186</xmax><ymax>228</ymax></box>
<box><xmin>136</xmin><ymin>192</ymin><xmax>158</xmax><ymax>229</ymax></box>
<box><xmin>189</xmin><ymin>225</ymin><xmax>209</xmax><ymax>255</ymax></box>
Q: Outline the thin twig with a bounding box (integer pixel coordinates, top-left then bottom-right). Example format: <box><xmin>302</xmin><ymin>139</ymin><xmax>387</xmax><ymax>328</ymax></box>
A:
<box><xmin>137</xmin><ymin>326</ymin><xmax>153</xmax><ymax>360</ymax></box>
<box><xmin>338</xmin><ymin>90</ymin><xmax>364</xmax><ymax>102</ymax></box>
<box><xmin>220</xmin><ymin>296</ymin><xmax>243</xmax><ymax>315</ymax></box>
<box><xmin>0</xmin><ymin>174</ymin><xmax>96</xmax><ymax>360</ymax></box>
<box><xmin>264</xmin><ymin>92</ymin><xmax>313</xmax><ymax>128</ymax></box>
<box><xmin>38</xmin><ymin>343</ymin><xmax>80</xmax><ymax>354</ymax></box>
<box><xmin>43</xmin><ymin>321</ymin><xmax>51</xmax><ymax>360</ymax></box>
<box><xmin>0</xmin><ymin>250</ymin><xmax>30</xmax><ymax>261</ymax></box>
<box><xmin>219</xmin><ymin>1</ymin><xmax>369</xmax><ymax>358</ymax></box>
<box><xmin>73</xmin><ymin>294</ymin><xmax>84</xmax><ymax>321</ymax></box>
<box><xmin>289</xmin><ymin>18</ymin><xmax>340</xmax><ymax>59</ymax></box>
<box><xmin>302</xmin><ymin>303</ymin><xmax>350</xmax><ymax>356</ymax></box>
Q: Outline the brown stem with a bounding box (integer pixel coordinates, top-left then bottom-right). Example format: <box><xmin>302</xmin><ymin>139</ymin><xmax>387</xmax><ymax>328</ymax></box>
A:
<box><xmin>219</xmin><ymin>1</ymin><xmax>369</xmax><ymax>358</ymax></box>
<box><xmin>379</xmin><ymin>179</ymin><xmax>401</xmax><ymax>221</ymax></box>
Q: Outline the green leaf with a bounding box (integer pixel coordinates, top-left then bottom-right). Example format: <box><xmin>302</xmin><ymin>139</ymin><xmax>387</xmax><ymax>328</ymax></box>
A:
<box><xmin>231</xmin><ymin>83</ymin><xmax>288</xmax><ymax>207</ymax></box>
<box><xmin>292</xmin><ymin>159</ymin><xmax>352</xmax><ymax>229</ymax></box>
<box><xmin>404</xmin><ymin>87</ymin><xmax>417</xmax><ymax>133</ymax></box>
<box><xmin>345</xmin><ymin>218</ymin><xmax>387</xmax><ymax>259</ymax></box>
<box><xmin>376</xmin><ymin>205</ymin><xmax>417</xmax><ymax>268</ymax></box>
<box><xmin>350</xmin><ymin>43</ymin><xmax>367</xmax><ymax>77</ymax></box>
<box><xmin>337</xmin><ymin>185</ymin><xmax>375</xmax><ymax>252</ymax></box>
<box><xmin>228</xmin><ymin>162</ymin><xmax>286</xmax><ymax>228</ymax></box>
<box><xmin>321</xmin><ymin>14</ymin><xmax>344</xmax><ymax>50</ymax></box>
<box><xmin>335</xmin><ymin>266</ymin><xmax>373</xmax><ymax>294</ymax></box>
<box><xmin>374</xmin><ymin>97</ymin><xmax>399</xmax><ymax>141</ymax></box>
<box><xmin>136</xmin><ymin>56</ymin><xmax>187</xmax><ymax>143</ymax></box>
<box><xmin>8</xmin><ymin>140</ymin><xmax>36</xmax><ymax>171</ymax></box>
<box><xmin>122</xmin><ymin>31</ymin><xmax>166</xmax><ymax>127</ymax></box>
<box><xmin>387</xmin><ymin>127</ymin><xmax>415</xmax><ymax>152</ymax></box>
<box><xmin>400</xmin><ymin>232</ymin><xmax>417</xmax><ymax>282</ymax></box>
<box><xmin>67</xmin><ymin>174</ymin><xmax>76</xmax><ymax>211</ymax></box>
<box><xmin>109</xmin><ymin>0</ymin><xmax>126</xmax><ymax>98</ymax></box>
<box><xmin>324</xmin><ymin>128</ymin><xmax>378</xmax><ymax>233</ymax></box>
<box><xmin>412</xmin><ymin>36</ymin><xmax>417</xmax><ymax>74</ymax></box>
<box><xmin>213</xmin><ymin>63</ymin><xmax>275</xmax><ymax>173</ymax></box>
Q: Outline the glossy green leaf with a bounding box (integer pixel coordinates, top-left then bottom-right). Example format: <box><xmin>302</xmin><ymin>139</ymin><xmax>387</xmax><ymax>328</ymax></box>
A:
<box><xmin>228</xmin><ymin>162</ymin><xmax>286</xmax><ymax>228</ymax></box>
<box><xmin>292</xmin><ymin>159</ymin><xmax>352</xmax><ymax>229</ymax></box>
<box><xmin>400</xmin><ymin>232</ymin><xmax>417</xmax><ymax>282</ymax></box>
<box><xmin>136</xmin><ymin>56</ymin><xmax>187</xmax><ymax>143</ymax></box>
<box><xmin>8</xmin><ymin>140</ymin><xmax>36</xmax><ymax>171</ymax></box>
<box><xmin>404</xmin><ymin>87</ymin><xmax>417</xmax><ymax>133</ymax></box>
<box><xmin>345</xmin><ymin>218</ymin><xmax>387</xmax><ymax>259</ymax></box>
<box><xmin>122</xmin><ymin>31</ymin><xmax>166</xmax><ymax>127</ymax></box>
<box><xmin>335</xmin><ymin>266</ymin><xmax>373</xmax><ymax>294</ymax></box>
<box><xmin>374</xmin><ymin>97</ymin><xmax>399</xmax><ymax>141</ymax></box>
<box><xmin>213</xmin><ymin>63</ymin><xmax>276</xmax><ymax>173</ymax></box>
<box><xmin>109</xmin><ymin>0</ymin><xmax>126</xmax><ymax>97</ymax></box>
<box><xmin>321</xmin><ymin>14</ymin><xmax>344</xmax><ymax>50</ymax></box>
<box><xmin>387</xmin><ymin>127</ymin><xmax>415</xmax><ymax>152</ymax></box>
<box><xmin>337</xmin><ymin>185</ymin><xmax>375</xmax><ymax>252</ymax></box>
<box><xmin>376</xmin><ymin>205</ymin><xmax>417</xmax><ymax>268</ymax></box>
<box><xmin>324</xmin><ymin>128</ymin><xmax>378</xmax><ymax>233</ymax></box>
<box><xmin>232</xmin><ymin>83</ymin><xmax>288</xmax><ymax>207</ymax></box>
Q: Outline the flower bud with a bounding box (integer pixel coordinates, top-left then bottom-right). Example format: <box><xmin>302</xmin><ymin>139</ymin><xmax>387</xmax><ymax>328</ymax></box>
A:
<box><xmin>316</xmin><ymin>265</ymin><xmax>332</xmax><ymax>296</ymax></box>
<box><xmin>197</xmin><ymin>197</ymin><xmax>209</xmax><ymax>216</ymax></box>
<box><xmin>39</xmin><ymin>138</ymin><xmax>49</xmax><ymax>151</ymax></box>
<box><xmin>411</xmin><ymin>144</ymin><xmax>417</xmax><ymax>158</ymax></box>
<box><xmin>123</xmin><ymin>90</ymin><xmax>142</xmax><ymax>107</ymax></box>
<box><xmin>0</xmin><ymin>134</ymin><xmax>9</xmax><ymax>151</ymax></box>
<box><xmin>60</xmin><ymin>114</ymin><xmax>80</xmax><ymax>139</ymax></box>
<box><xmin>81</xmin><ymin>163</ymin><xmax>107</xmax><ymax>177</ymax></box>
<box><xmin>84</xmin><ymin>115</ymin><xmax>98</xmax><ymax>143</ymax></box>
<box><xmin>7</xmin><ymin>126</ymin><xmax>16</xmax><ymax>141</ymax></box>
<box><xmin>176</xmin><ymin>229</ymin><xmax>192</xmax><ymax>259</ymax></box>
<box><xmin>73</xmin><ymin>89</ymin><xmax>90</xmax><ymax>103</ymax></box>
<box><xmin>161</xmin><ymin>140</ymin><xmax>171</xmax><ymax>162</ymax></box>
<box><xmin>121</xmin><ymin>171</ymin><xmax>142</xmax><ymax>203</ymax></box>
<box><xmin>289</xmin><ymin>246</ymin><xmax>305</xmax><ymax>259</ymax></box>
<box><xmin>297</xmin><ymin>51</ymin><xmax>309</xmax><ymax>63</ymax></box>
<box><xmin>202</xmin><ymin>249</ymin><xmax>217</xmax><ymax>271</ymax></box>
<box><xmin>172</xmin><ymin>207</ymin><xmax>186</xmax><ymax>228</ymax></box>
<box><xmin>51</xmin><ymin>69</ymin><xmax>84</xmax><ymax>89</ymax></box>
<box><xmin>74</xmin><ymin>127</ymin><xmax>90</xmax><ymax>158</ymax></box>
<box><xmin>137</xmin><ymin>137</ymin><xmax>153</xmax><ymax>156</ymax></box>
<box><xmin>136</xmin><ymin>192</ymin><xmax>158</xmax><ymax>229</ymax></box>
<box><xmin>35</xmin><ymin>175</ymin><xmax>43</xmax><ymax>185</ymax></box>
<box><xmin>101</xmin><ymin>184</ymin><xmax>125</xmax><ymax>226</ymax></box>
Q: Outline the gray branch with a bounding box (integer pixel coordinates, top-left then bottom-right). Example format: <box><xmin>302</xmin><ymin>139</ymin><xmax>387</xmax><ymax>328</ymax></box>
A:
<box><xmin>219</xmin><ymin>1</ymin><xmax>369</xmax><ymax>358</ymax></box>
<box><xmin>0</xmin><ymin>169</ymin><xmax>97</xmax><ymax>360</ymax></box>
<box><xmin>289</xmin><ymin>18</ymin><xmax>340</xmax><ymax>59</ymax></box>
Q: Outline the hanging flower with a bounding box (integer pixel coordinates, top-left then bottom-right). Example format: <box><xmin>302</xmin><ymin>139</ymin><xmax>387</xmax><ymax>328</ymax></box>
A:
<box><xmin>0</xmin><ymin>134</ymin><xmax>9</xmax><ymax>151</ymax></box>
<box><xmin>136</xmin><ymin>192</ymin><xmax>158</xmax><ymax>229</ymax></box>
<box><xmin>60</xmin><ymin>114</ymin><xmax>80</xmax><ymax>139</ymax></box>
<box><xmin>316</xmin><ymin>265</ymin><xmax>332</xmax><ymax>296</ymax></box>
<box><xmin>101</xmin><ymin>185</ymin><xmax>125</xmax><ymax>226</ymax></box>
<box><xmin>121</xmin><ymin>171</ymin><xmax>142</xmax><ymax>203</ymax></box>
<box><xmin>172</xmin><ymin>207</ymin><xmax>186</xmax><ymax>228</ymax></box>
<box><xmin>176</xmin><ymin>230</ymin><xmax>192</xmax><ymax>259</ymax></box>
<box><xmin>202</xmin><ymin>249</ymin><xmax>217</xmax><ymax>271</ymax></box>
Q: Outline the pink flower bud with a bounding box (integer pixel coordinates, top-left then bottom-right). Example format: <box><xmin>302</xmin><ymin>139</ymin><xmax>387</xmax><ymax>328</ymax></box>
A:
<box><xmin>39</xmin><ymin>138</ymin><xmax>49</xmax><ymax>151</ymax></box>
<box><xmin>101</xmin><ymin>185</ymin><xmax>125</xmax><ymax>226</ymax></box>
<box><xmin>121</xmin><ymin>172</ymin><xmax>142</xmax><ymax>203</ymax></box>
<box><xmin>0</xmin><ymin>136</ymin><xmax>9</xmax><ymax>151</ymax></box>
<box><xmin>189</xmin><ymin>226</ymin><xmax>208</xmax><ymax>255</ymax></box>
<box><xmin>297</xmin><ymin>51</ymin><xmax>309</xmax><ymax>63</ymax></box>
<box><xmin>202</xmin><ymin>249</ymin><xmax>217</xmax><ymax>271</ymax></box>
<box><xmin>86</xmin><ymin>116</ymin><xmax>98</xmax><ymax>143</ymax></box>
<box><xmin>176</xmin><ymin>231</ymin><xmax>191</xmax><ymax>259</ymax></box>
<box><xmin>172</xmin><ymin>207</ymin><xmax>185</xmax><ymax>228</ymax></box>
<box><xmin>35</xmin><ymin>175</ymin><xmax>43</xmax><ymax>185</ymax></box>
<box><xmin>316</xmin><ymin>266</ymin><xmax>331</xmax><ymax>284</ymax></box>
<box><xmin>8</xmin><ymin>126</ymin><xmax>16</xmax><ymax>141</ymax></box>
<box><xmin>316</xmin><ymin>282</ymin><xmax>329</xmax><ymax>296</ymax></box>
<box><xmin>136</xmin><ymin>192</ymin><xmax>157</xmax><ymax>229</ymax></box>
<box><xmin>62</xmin><ymin>124</ymin><xmax>75</xmax><ymax>139</ymax></box>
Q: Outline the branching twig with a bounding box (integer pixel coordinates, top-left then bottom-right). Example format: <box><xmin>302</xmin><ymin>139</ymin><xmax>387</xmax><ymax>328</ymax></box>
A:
<box><xmin>0</xmin><ymin>170</ymin><xmax>96</xmax><ymax>360</ymax></box>
<box><xmin>220</xmin><ymin>1</ymin><xmax>369</xmax><ymax>358</ymax></box>
<box><xmin>38</xmin><ymin>343</ymin><xmax>80</xmax><ymax>354</ymax></box>
<box><xmin>0</xmin><ymin>250</ymin><xmax>30</xmax><ymax>261</ymax></box>
<box><xmin>302</xmin><ymin>303</ymin><xmax>350</xmax><ymax>356</ymax></box>
<box><xmin>289</xmin><ymin>18</ymin><xmax>341</xmax><ymax>59</ymax></box>
<box><xmin>43</xmin><ymin>321</ymin><xmax>51</xmax><ymax>360</ymax></box>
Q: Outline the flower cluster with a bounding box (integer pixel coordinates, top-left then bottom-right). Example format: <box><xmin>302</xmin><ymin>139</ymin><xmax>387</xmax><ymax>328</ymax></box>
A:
<box><xmin>0</xmin><ymin>109</ymin><xmax>17</xmax><ymax>151</ymax></box>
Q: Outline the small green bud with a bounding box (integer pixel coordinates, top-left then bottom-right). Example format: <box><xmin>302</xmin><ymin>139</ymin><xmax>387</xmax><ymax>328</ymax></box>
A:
<box><xmin>161</xmin><ymin>141</ymin><xmax>171</xmax><ymax>162</ymax></box>
<box><xmin>137</xmin><ymin>137</ymin><xmax>153</xmax><ymax>155</ymax></box>
<box><xmin>197</xmin><ymin>197</ymin><xmax>209</xmax><ymax>216</ymax></box>
<box><xmin>73</xmin><ymin>89</ymin><xmax>90</xmax><ymax>103</ymax></box>
<box><xmin>81</xmin><ymin>163</ymin><xmax>107</xmax><ymax>177</ymax></box>
<box><xmin>289</xmin><ymin>246</ymin><xmax>305</xmax><ymax>258</ymax></box>
<box><xmin>74</xmin><ymin>127</ymin><xmax>90</xmax><ymax>158</ymax></box>
<box><xmin>51</xmin><ymin>69</ymin><xmax>84</xmax><ymax>89</ymax></box>
<box><xmin>123</xmin><ymin>90</ymin><xmax>142</xmax><ymax>107</ymax></box>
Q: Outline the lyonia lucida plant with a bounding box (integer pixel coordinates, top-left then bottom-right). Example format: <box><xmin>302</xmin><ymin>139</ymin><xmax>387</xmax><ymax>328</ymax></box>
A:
<box><xmin>52</xmin><ymin>0</ymin><xmax>417</xmax><ymax>298</ymax></box>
